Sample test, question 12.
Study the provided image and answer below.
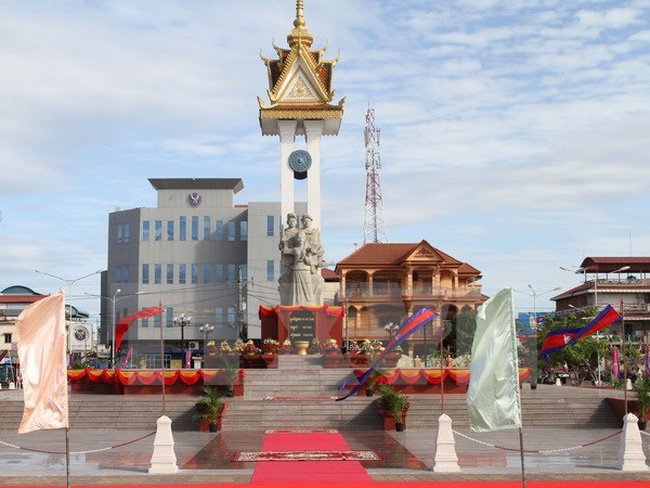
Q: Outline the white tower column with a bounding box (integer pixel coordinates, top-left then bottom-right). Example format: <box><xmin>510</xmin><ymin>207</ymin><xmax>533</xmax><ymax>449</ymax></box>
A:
<box><xmin>304</xmin><ymin>119</ymin><xmax>324</xmax><ymax>228</ymax></box>
<box><xmin>278</xmin><ymin>120</ymin><xmax>298</xmax><ymax>221</ymax></box>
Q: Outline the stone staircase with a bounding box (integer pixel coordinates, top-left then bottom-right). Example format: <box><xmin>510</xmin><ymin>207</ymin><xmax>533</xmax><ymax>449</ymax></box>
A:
<box><xmin>0</xmin><ymin>356</ymin><xmax>620</xmax><ymax>431</ymax></box>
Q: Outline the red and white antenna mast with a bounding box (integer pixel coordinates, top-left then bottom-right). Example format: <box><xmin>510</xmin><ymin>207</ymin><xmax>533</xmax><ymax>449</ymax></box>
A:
<box><xmin>363</xmin><ymin>106</ymin><xmax>387</xmax><ymax>244</ymax></box>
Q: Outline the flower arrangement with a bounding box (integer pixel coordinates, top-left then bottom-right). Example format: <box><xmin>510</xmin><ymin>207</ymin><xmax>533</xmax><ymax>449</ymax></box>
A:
<box><xmin>233</xmin><ymin>339</ymin><xmax>245</xmax><ymax>354</ymax></box>
<box><xmin>346</xmin><ymin>341</ymin><xmax>360</xmax><ymax>355</ymax></box>
<box><xmin>262</xmin><ymin>338</ymin><xmax>280</xmax><ymax>354</ymax></box>
<box><xmin>321</xmin><ymin>339</ymin><xmax>341</xmax><ymax>355</ymax></box>
<box><xmin>371</xmin><ymin>340</ymin><xmax>384</xmax><ymax>352</ymax></box>
<box><xmin>243</xmin><ymin>340</ymin><xmax>260</xmax><ymax>355</ymax></box>
<box><xmin>308</xmin><ymin>338</ymin><xmax>322</xmax><ymax>354</ymax></box>
<box><xmin>279</xmin><ymin>340</ymin><xmax>293</xmax><ymax>355</ymax></box>
<box><xmin>205</xmin><ymin>340</ymin><xmax>218</xmax><ymax>356</ymax></box>
<box><xmin>360</xmin><ymin>339</ymin><xmax>373</xmax><ymax>354</ymax></box>
<box><xmin>392</xmin><ymin>345</ymin><xmax>403</xmax><ymax>355</ymax></box>
<box><xmin>219</xmin><ymin>340</ymin><xmax>232</xmax><ymax>354</ymax></box>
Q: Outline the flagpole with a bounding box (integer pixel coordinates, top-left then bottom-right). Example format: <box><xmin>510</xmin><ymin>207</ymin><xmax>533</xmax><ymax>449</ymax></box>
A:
<box><xmin>439</xmin><ymin>318</ymin><xmax>445</xmax><ymax>413</ymax></box>
<box><xmin>159</xmin><ymin>301</ymin><xmax>166</xmax><ymax>415</ymax></box>
<box><xmin>65</xmin><ymin>286</ymin><xmax>71</xmax><ymax>488</ymax></box>
<box><xmin>621</xmin><ymin>299</ymin><xmax>628</xmax><ymax>415</ymax></box>
<box><xmin>518</xmin><ymin>427</ymin><xmax>526</xmax><ymax>488</ymax></box>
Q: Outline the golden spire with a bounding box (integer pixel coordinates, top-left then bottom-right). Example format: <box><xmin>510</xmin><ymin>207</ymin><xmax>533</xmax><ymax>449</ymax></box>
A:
<box><xmin>287</xmin><ymin>0</ymin><xmax>313</xmax><ymax>48</ymax></box>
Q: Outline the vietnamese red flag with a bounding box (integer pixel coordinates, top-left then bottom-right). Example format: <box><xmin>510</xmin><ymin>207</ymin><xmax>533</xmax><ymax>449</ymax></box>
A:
<box><xmin>16</xmin><ymin>293</ymin><xmax>68</xmax><ymax>434</ymax></box>
<box><xmin>115</xmin><ymin>307</ymin><xmax>163</xmax><ymax>352</ymax></box>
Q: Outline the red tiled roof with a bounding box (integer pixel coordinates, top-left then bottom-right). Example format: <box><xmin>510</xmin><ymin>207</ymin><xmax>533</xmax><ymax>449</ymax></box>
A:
<box><xmin>580</xmin><ymin>257</ymin><xmax>650</xmax><ymax>273</ymax></box>
<box><xmin>552</xmin><ymin>283</ymin><xmax>591</xmax><ymax>301</ymax></box>
<box><xmin>0</xmin><ymin>295</ymin><xmax>46</xmax><ymax>304</ymax></box>
<box><xmin>321</xmin><ymin>268</ymin><xmax>339</xmax><ymax>281</ymax></box>
<box><xmin>337</xmin><ymin>241</ymin><xmax>470</xmax><ymax>269</ymax></box>
<box><xmin>457</xmin><ymin>263</ymin><xmax>481</xmax><ymax>275</ymax></box>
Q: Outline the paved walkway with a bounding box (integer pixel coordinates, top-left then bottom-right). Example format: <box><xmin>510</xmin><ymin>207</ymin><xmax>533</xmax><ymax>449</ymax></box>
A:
<box><xmin>1</xmin><ymin>425</ymin><xmax>648</xmax><ymax>485</ymax></box>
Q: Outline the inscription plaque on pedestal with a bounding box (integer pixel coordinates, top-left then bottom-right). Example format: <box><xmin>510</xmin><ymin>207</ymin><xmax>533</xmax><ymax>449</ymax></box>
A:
<box><xmin>289</xmin><ymin>310</ymin><xmax>316</xmax><ymax>342</ymax></box>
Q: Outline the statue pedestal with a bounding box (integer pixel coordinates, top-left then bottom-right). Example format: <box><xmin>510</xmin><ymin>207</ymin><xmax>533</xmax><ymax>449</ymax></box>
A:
<box><xmin>259</xmin><ymin>305</ymin><xmax>344</xmax><ymax>348</ymax></box>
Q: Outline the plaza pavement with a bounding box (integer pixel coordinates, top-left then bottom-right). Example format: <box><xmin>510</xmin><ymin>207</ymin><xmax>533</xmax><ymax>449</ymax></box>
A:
<box><xmin>1</xmin><ymin>424</ymin><xmax>649</xmax><ymax>485</ymax></box>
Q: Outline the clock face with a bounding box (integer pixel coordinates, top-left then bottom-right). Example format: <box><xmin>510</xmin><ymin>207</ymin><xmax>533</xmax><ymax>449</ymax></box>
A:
<box><xmin>187</xmin><ymin>192</ymin><xmax>202</xmax><ymax>207</ymax></box>
<box><xmin>288</xmin><ymin>150</ymin><xmax>312</xmax><ymax>173</ymax></box>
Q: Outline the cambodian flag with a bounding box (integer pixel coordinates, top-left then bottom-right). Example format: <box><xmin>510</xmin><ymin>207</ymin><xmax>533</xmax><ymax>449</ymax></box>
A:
<box><xmin>565</xmin><ymin>304</ymin><xmax>621</xmax><ymax>345</ymax></box>
<box><xmin>540</xmin><ymin>305</ymin><xmax>622</xmax><ymax>361</ymax></box>
<box><xmin>540</xmin><ymin>328</ymin><xmax>581</xmax><ymax>360</ymax></box>
<box><xmin>336</xmin><ymin>307</ymin><xmax>438</xmax><ymax>401</ymax></box>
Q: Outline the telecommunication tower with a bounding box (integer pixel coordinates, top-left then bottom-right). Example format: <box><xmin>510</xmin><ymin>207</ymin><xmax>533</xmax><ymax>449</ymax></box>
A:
<box><xmin>363</xmin><ymin>107</ymin><xmax>387</xmax><ymax>244</ymax></box>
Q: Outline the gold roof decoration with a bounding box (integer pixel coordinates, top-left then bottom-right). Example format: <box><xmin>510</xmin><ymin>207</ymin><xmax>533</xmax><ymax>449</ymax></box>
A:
<box><xmin>258</xmin><ymin>0</ymin><xmax>344</xmax><ymax>129</ymax></box>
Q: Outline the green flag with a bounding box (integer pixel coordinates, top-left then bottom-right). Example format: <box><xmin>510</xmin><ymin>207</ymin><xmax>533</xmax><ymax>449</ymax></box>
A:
<box><xmin>467</xmin><ymin>287</ymin><xmax>522</xmax><ymax>432</ymax></box>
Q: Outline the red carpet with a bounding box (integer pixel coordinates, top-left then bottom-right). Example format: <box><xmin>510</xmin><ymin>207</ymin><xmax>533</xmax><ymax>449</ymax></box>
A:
<box><xmin>250</xmin><ymin>431</ymin><xmax>374</xmax><ymax>483</ymax></box>
<box><xmin>4</xmin><ymin>481</ymin><xmax>648</xmax><ymax>487</ymax></box>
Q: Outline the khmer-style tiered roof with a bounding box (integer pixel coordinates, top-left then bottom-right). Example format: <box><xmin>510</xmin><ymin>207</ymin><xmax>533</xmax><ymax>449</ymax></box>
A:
<box><xmin>258</xmin><ymin>0</ymin><xmax>344</xmax><ymax>135</ymax></box>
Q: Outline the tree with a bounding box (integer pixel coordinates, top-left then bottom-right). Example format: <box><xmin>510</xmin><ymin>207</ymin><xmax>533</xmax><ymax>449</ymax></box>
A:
<box><xmin>537</xmin><ymin>309</ymin><xmax>609</xmax><ymax>385</ymax></box>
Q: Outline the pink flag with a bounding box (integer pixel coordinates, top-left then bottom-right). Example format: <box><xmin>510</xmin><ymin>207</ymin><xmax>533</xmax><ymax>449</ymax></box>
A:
<box><xmin>16</xmin><ymin>293</ymin><xmax>68</xmax><ymax>434</ymax></box>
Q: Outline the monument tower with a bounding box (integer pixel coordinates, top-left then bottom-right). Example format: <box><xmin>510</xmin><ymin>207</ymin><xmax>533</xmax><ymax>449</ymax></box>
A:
<box><xmin>258</xmin><ymin>0</ymin><xmax>345</xmax><ymax>229</ymax></box>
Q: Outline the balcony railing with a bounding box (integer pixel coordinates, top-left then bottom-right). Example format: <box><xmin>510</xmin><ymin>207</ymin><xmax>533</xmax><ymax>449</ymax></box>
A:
<box><xmin>344</xmin><ymin>282</ymin><xmax>482</xmax><ymax>299</ymax></box>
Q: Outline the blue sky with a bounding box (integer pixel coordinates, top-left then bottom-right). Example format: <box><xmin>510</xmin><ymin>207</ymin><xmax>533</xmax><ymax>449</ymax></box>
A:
<box><xmin>1</xmin><ymin>0</ymin><xmax>650</xmax><ymax>325</ymax></box>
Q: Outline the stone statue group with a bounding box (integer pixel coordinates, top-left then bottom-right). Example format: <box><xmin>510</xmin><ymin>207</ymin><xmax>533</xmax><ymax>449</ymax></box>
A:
<box><xmin>278</xmin><ymin>213</ymin><xmax>325</xmax><ymax>306</ymax></box>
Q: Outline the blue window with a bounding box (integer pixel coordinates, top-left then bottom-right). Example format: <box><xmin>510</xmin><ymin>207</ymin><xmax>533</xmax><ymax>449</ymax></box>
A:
<box><xmin>124</xmin><ymin>222</ymin><xmax>130</xmax><ymax>243</ymax></box>
<box><xmin>166</xmin><ymin>307</ymin><xmax>174</xmax><ymax>327</ymax></box>
<box><xmin>142</xmin><ymin>317</ymin><xmax>149</xmax><ymax>328</ymax></box>
<box><xmin>167</xmin><ymin>221</ymin><xmax>174</xmax><ymax>241</ymax></box>
<box><xmin>227</xmin><ymin>221</ymin><xmax>235</xmax><ymax>241</ymax></box>
<box><xmin>240</xmin><ymin>221</ymin><xmax>248</xmax><ymax>241</ymax></box>
<box><xmin>228</xmin><ymin>307</ymin><xmax>235</xmax><ymax>326</ymax></box>
<box><xmin>191</xmin><ymin>216</ymin><xmax>199</xmax><ymax>241</ymax></box>
<box><xmin>142</xmin><ymin>264</ymin><xmax>149</xmax><ymax>284</ymax></box>
<box><xmin>179</xmin><ymin>217</ymin><xmax>186</xmax><ymax>241</ymax></box>
<box><xmin>203</xmin><ymin>216</ymin><xmax>211</xmax><ymax>241</ymax></box>
<box><xmin>191</xmin><ymin>264</ymin><xmax>199</xmax><ymax>284</ymax></box>
<box><xmin>267</xmin><ymin>260</ymin><xmax>274</xmax><ymax>281</ymax></box>
<box><xmin>215</xmin><ymin>264</ymin><xmax>224</xmax><ymax>284</ymax></box>
<box><xmin>215</xmin><ymin>307</ymin><xmax>223</xmax><ymax>327</ymax></box>
<box><xmin>117</xmin><ymin>224</ymin><xmax>123</xmax><ymax>244</ymax></box>
<box><xmin>203</xmin><ymin>264</ymin><xmax>211</xmax><ymax>284</ymax></box>
<box><xmin>166</xmin><ymin>264</ymin><xmax>174</xmax><ymax>284</ymax></box>
<box><xmin>142</xmin><ymin>221</ymin><xmax>150</xmax><ymax>241</ymax></box>
<box><xmin>179</xmin><ymin>264</ymin><xmax>186</xmax><ymax>284</ymax></box>
<box><xmin>154</xmin><ymin>314</ymin><xmax>161</xmax><ymax>328</ymax></box>
<box><xmin>227</xmin><ymin>264</ymin><xmax>236</xmax><ymax>283</ymax></box>
<box><xmin>155</xmin><ymin>221</ymin><xmax>162</xmax><ymax>241</ymax></box>
<box><xmin>242</xmin><ymin>264</ymin><xmax>248</xmax><ymax>283</ymax></box>
<box><xmin>267</xmin><ymin>216</ymin><xmax>274</xmax><ymax>237</ymax></box>
<box><xmin>123</xmin><ymin>265</ymin><xmax>130</xmax><ymax>283</ymax></box>
<box><xmin>154</xmin><ymin>264</ymin><xmax>162</xmax><ymax>284</ymax></box>
<box><xmin>215</xmin><ymin>220</ymin><xmax>224</xmax><ymax>240</ymax></box>
<box><xmin>116</xmin><ymin>266</ymin><xmax>122</xmax><ymax>284</ymax></box>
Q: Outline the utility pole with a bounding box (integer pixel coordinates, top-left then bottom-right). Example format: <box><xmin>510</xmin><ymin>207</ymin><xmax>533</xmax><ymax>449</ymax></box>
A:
<box><xmin>236</xmin><ymin>265</ymin><xmax>246</xmax><ymax>340</ymax></box>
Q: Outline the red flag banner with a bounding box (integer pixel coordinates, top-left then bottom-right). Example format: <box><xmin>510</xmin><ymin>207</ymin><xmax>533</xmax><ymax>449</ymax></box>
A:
<box><xmin>114</xmin><ymin>307</ymin><xmax>163</xmax><ymax>352</ymax></box>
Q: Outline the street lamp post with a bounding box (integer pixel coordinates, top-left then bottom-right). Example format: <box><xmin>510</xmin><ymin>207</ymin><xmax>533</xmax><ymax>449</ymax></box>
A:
<box><xmin>173</xmin><ymin>314</ymin><xmax>191</xmax><ymax>368</ymax></box>
<box><xmin>85</xmin><ymin>290</ymin><xmax>144</xmax><ymax>368</ymax></box>
<box><xmin>522</xmin><ymin>285</ymin><xmax>561</xmax><ymax>389</ymax></box>
<box><xmin>199</xmin><ymin>324</ymin><xmax>214</xmax><ymax>349</ymax></box>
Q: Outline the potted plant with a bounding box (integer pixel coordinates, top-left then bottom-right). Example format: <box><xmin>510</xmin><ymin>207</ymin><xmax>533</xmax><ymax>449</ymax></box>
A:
<box><xmin>364</xmin><ymin>369</ymin><xmax>383</xmax><ymax>397</ymax></box>
<box><xmin>279</xmin><ymin>340</ymin><xmax>293</xmax><ymax>355</ymax></box>
<box><xmin>633</xmin><ymin>376</ymin><xmax>650</xmax><ymax>430</ymax></box>
<box><xmin>193</xmin><ymin>386</ymin><xmax>226</xmax><ymax>432</ymax></box>
<box><xmin>376</xmin><ymin>384</ymin><xmax>410</xmax><ymax>431</ymax></box>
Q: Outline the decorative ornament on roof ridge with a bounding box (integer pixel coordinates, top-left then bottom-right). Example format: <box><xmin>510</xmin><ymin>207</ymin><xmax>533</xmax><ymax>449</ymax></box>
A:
<box><xmin>258</xmin><ymin>0</ymin><xmax>345</xmax><ymax>113</ymax></box>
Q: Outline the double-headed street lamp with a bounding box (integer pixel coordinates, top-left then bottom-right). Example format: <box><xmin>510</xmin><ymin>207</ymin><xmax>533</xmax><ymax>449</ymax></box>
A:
<box><xmin>35</xmin><ymin>269</ymin><xmax>104</xmax><ymax>343</ymax></box>
<box><xmin>517</xmin><ymin>285</ymin><xmax>560</xmax><ymax>389</ymax></box>
<box><xmin>173</xmin><ymin>314</ymin><xmax>191</xmax><ymax>367</ymax></box>
<box><xmin>85</xmin><ymin>290</ymin><xmax>143</xmax><ymax>367</ymax></box>
<box><xmin>199</xmin><ymin>324</ymin><xmax>214</xmax><ymax>348</ymax></box>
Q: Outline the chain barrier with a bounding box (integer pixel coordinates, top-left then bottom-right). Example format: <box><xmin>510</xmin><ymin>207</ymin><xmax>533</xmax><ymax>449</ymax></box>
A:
<box><xmin>0</xmin><ymin>431</ymin><xmax>155</xmax><ymax>455</ymax></box>
<box><xmin>452</xmin><ymin>429</ymin><xmax>622</xmax><ymax>455</ymax></box>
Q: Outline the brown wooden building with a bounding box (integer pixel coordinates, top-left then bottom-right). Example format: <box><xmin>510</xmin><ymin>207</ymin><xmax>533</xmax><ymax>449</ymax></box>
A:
<box><xmin>335</xmin><ymin>240</ymin><xmax>487</xmax><ymax>354</ymax></box>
